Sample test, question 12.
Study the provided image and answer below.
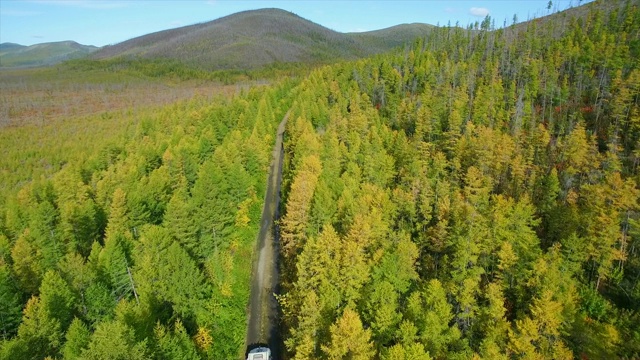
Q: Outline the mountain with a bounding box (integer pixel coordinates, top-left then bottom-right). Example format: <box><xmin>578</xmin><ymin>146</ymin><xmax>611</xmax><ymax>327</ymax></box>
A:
<box><xmin>92</xmin><ymin>8</ymin><xmax>434</xmax><ymax>70</ymax></box>
<box><xmin>0</xmin><ymin>43</ymin><xmax>26</xmax><ymax>51</ymax></box>
<box><xmin>350</xmin><ymin>23</ymin><xmax>434</xmax><ymax>49</ymax></box>
<box><xmin>0</xmin><ymin>41</ymin><xmax>98</xmax><ymax>68</ymax></box>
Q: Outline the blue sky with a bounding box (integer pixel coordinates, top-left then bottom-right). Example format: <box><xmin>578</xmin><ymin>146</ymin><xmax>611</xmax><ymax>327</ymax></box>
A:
<box><xmin>1</xmin><ymin>0</ymin><xmax>593</xmax><ymax>47</ymax></box>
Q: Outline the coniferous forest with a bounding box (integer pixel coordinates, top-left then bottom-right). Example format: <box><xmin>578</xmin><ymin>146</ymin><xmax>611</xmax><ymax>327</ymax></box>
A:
<box><xmin>278</xmin><ymin>2</ymin><xmax>640</xmax><ymax>359</ymax></box>
<box><xmin>1</xmin><ymin>0</ymin><xmax>640</xmax><ymax>359</ymax></box>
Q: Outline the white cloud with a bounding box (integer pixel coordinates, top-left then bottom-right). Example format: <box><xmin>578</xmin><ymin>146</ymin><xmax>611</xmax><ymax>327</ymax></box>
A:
<box><xmin>469</xmin><ymin>7</ymin><xmax>490</xmax><ymax>17</ymax></box>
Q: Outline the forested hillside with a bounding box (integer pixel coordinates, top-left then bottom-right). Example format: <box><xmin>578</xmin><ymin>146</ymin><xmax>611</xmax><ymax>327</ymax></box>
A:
<box><xmin>278</xmin><ymin>1</ymin><xmax>640</xmax><ymax>359</ymax></box>
<box><xmin>1</xmin><ymin>0</ymin><xmax>639</xmax><ymax>359</ymax></box>
<box><xmin>0</xmin><ymin>66</ymin><xmax>297</xmax><ymax>358</ymax></box>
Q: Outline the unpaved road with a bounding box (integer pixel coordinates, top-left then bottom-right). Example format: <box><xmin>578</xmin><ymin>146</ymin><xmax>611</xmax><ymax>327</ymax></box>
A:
<box><xmin>245</xmin><ymin>112</ymin><xmax>287</xmax><ymax>359</ymax></box>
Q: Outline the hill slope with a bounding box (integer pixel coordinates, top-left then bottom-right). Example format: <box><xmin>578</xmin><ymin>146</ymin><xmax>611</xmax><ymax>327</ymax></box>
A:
<box><xmin>0</xmin><ymin>43</ymin><xmax>26</xmax><ymax>52</ymax></box>
<box><xmin>0</xmin><ymin>41</ymin><xmax>98</xmax><ymax>68</ymax></box>
<box><xmin>92</xmin><ymin>8</ymin><xmax>433</xmax><ymax>70</ymax></box>
<box><xmin>350</xmin><ymin>23</ymin><xmax>434</xmax><ymax>49</ymax></box>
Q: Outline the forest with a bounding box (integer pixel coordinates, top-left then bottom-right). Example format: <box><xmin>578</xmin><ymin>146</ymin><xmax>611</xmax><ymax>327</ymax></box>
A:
<box><xmin>277</xmin><ymin>1</ymin><xmax>640</xmax><ymax>359</ymax></box>
<box><xmin>0</xmin><ymin>62</ymin><xmax>297</xmax><ymax>358</ymax></box>
<box><xmin>0</xmin><ymin>0</ymin><xmax>639</xmax><ymax>359</ymax></box>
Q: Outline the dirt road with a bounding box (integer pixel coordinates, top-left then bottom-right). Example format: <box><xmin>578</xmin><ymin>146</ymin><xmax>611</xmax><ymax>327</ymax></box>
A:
<box><xmin>245</xmin><ymin>112</ymin><xmax>287</xmax><ymax>359</ymax></box>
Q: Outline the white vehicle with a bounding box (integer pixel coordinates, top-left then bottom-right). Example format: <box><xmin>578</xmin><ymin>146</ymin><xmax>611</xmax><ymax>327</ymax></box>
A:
<box><xmin>247</xmin><ymin>347</ymin><xmax>271</xmax><ymax>360</ymax></box>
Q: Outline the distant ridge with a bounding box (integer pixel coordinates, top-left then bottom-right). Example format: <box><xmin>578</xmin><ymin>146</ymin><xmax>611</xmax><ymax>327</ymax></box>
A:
<box><xmin>0</xmin><ymin>41</ymin><xmax>98</xmax><ymax>68</ymax></box>
<box><xmin>0</xmin><ymin>43</ymin><xmax>26</xmax><ymax>51</ymax></box>
<box><xmin>92</xmin><ymin>8</ymin><xmax>434</xmax><ymax>70</ymax></box>
<box><xmin>350</xmin><ymin>23</ymin><xmax>435</xmax><ymax>49</ymax></box>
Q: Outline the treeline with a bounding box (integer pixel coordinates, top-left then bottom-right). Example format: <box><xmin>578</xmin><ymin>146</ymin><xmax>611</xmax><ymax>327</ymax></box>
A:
<box><xmin>278</xmin><ymin>1</ymin><xmax>640</xmax><ymax>359</ymax></box>
<box><xmin>0</xmin><ymin>78</ymin><xmax>296</xmax><ymax>358</ymax></box>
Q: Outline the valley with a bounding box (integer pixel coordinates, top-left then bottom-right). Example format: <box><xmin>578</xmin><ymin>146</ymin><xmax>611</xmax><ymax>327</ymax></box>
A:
<box><xmin>0</xmin><ymin>65</ymin><xmax>241</xmax><ymax>128</ymax></box>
